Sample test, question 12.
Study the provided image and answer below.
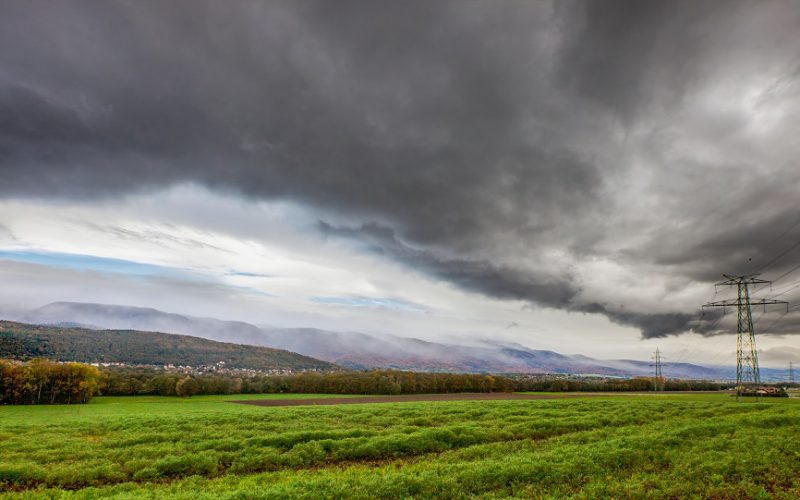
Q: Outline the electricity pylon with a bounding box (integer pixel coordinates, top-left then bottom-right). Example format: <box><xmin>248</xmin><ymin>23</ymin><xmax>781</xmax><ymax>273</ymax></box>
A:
<box><xmin>790</xmin><ymin>361</ymin><xmax>795</xmax><ymax>384</ymax></box>
<box><xmin>650</xmin><ymin>347</ymin><xmax>664</xmax><ymax>391</ymax></box>
<box><xmin>703</xmin><ymin>274</ymin><xmax>788</xmax><ymax>400</ymax></box>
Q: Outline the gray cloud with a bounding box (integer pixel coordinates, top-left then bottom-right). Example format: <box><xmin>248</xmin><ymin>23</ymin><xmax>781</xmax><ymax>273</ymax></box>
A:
<box><xmin>0</xmin><ymin>224</ymin><xmax>16</xmax><ymax>243</ymax></box>
<box><xmin>1</xmin><ymin>0</ymin><xmax>800</xmax><ymax>337</ymax></box>
<box><xmin>320</xmin><ymin>221</ymin><xmax>696</xmax><ymax>338</ymax></box>
<box><xmin>319</xmin><ymin>221</ymin><xmax>577</xmax><ymax>306</ymax></box>
<box><xmin>759</xmin><ymin>345</ymin><xmax>800</xmax><ymax>365</ymax></box>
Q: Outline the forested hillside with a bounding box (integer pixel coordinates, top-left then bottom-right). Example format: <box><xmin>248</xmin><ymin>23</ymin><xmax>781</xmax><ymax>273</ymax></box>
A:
<box><xmin>0</xmin><ymin>321</ymin><xmax>338</xmax><ymax>372</ymax></box>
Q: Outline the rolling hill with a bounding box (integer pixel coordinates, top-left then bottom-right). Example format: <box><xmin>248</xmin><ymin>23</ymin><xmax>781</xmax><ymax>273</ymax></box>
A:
<box><xmin>0</xmin><ymin>320</ymin><xmax>338</xmax><ymax>372</ymax></box>
<box><xmin>18</xmin><ymin>301</ymin><xmax>758</xmax><ymax>379</ymax></box>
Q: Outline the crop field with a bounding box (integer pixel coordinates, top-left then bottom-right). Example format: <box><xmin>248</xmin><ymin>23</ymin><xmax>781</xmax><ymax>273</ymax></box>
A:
<box><xmin>1</xmin><ymin>393</ymin><xmax>799</xmax><ymax>499</ymax></box>
<box><xmin>231</xmin><ymin>392</ymin><xmax>637</xmax><ymax>406</ymax></box>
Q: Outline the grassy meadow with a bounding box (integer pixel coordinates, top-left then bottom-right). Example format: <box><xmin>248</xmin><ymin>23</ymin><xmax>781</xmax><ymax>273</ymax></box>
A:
<box><xmin>1</xmin><ymin>393</ymin><xmax>799</xmax><ymax>498</ymax></box>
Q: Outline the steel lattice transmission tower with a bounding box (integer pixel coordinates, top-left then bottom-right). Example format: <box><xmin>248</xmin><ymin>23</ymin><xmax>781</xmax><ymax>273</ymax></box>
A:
<box><xmin>702</xmin><ymin>274</ymin><xmax>788</xmax><ymax>399</ymax></box>
<box><xmin>650</xmin><ymin>348</ymin><xmax>664</xmax><ymax>391</ymax></box>
<box><xmin>790</xmin><ymin>361</ymin><xmax>795</xmax><ymax>384</ymax></box>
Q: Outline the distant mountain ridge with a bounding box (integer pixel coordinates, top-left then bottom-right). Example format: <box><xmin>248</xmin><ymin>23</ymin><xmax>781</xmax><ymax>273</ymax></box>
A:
<box><xmin>0</xmin><ymin>320</ymin><xmax>338</xmax><ymax>372</ymax></box>
<box><xmin>20</xmin><ymin>301</ymin><xmax>760</xmax><ymax>379</ymax></box>
<box><xmin>24</xmin><ymin>302</ymin><xmax>270</xmax><ymax>347</ymax></box>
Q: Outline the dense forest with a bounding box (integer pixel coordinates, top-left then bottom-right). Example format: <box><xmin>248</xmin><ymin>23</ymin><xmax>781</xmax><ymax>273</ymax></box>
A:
<box><xmin>0</xmin><ymin>321</ymin><xmax>337</xmax><ymax>372</ymax></box>
<box><xmin>0</xmin><ymin>359</ymin><xmax>102</xmax><ymax>404</ymax></box>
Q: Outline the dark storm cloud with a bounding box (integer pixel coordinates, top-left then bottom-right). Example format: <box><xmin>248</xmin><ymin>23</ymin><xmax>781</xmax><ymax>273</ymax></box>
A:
<box><xmin>557</xmin><ymin>0</ymin><xmax>721</xmax><ymax>120</ymax></box>
<box><xmin>1</xmin><ymin>0</ymin><xmax>800</xmax><ymax>337</ymax></box>
<box><xmin>0</xmin><ymin>0</ymin><xmax>599</xmax><ymax>225</ymax></box>
<box><xmin>319</xmin><ymin>221</ymin><xmax>577</xmax><ymax>307</ymax></box>
<box><xmin>321</xmin><ymin>221</ymin><xmax>696</xmax><ymax>337</ymax></box>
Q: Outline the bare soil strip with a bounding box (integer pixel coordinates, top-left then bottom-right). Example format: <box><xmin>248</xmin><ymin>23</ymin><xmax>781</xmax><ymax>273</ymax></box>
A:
<box><xmin>230</xmin><ymin>391</ymin><xmax>710</xmax><ymax>407</ymax></box>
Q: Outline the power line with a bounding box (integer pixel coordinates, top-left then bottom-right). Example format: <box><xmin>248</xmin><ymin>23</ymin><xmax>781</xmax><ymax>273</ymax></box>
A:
<box><xmin>766</xmin><ymin>276</ymin><xmax>800</xmax><ymax>295</ymax></box>
<box><xmin>758</xmin><ymin>310</ymin><xmax>789</xmax><ymax>334</ymax></box>
<box><xmin>750</xmin><ymin>213</ymin><xmax>800</xmax><ymax>274</ymax></box>
<box><xmin>754</xmin><ymin>296</ymin><xmax>800</xmax><ymax>334</ymax></box>
<box><xmin>747</xmin><ymin>217</ymin><xmax>800</xmax><ymax>296</ymax></box>
<box><xmin>752</xmin><ymin>262</ymin><xmax>800</xmax><ymax>295</ymax></box>
<box><xmin>701</xmin><ymin>306</ymin><xmax>729</xmax><ymax>334</ymax></box>
<box><xmin>768</xmin><ymin>280</ymin><xmax>800</xmax><ymax>299</ymax></box>
<box><xmin>753</xmin><ymin>302</ymin><xmax>800</xmax><ymax>334</ymax></box>
<box><xmin>750</xmin><ymin>267</ymin><xmax>799</xmax><ymax>297</ymax></box>
<box><xmin>751</xmin><ymin>309</ymin><xmax>769</xmax><ymax>328</ymax></box>
<box><xmin>751</xmin><ymin>218</ymin><xmax>800</xmax><ymax>274</ymax></box>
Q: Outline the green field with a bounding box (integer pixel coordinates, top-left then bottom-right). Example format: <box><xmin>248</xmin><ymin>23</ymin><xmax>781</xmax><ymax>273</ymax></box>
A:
<box><xmin>1</xmin><ymin>394</ymin><xmax>799</xmax><ymax>498</ymax></box>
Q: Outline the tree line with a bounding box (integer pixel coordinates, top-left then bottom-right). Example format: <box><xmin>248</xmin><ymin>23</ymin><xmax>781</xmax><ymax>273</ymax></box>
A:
<box><xmin>102</xmin><ymin>368</ymin><xmax>731</xmax><ymax>397</ymax></box>
<box><xmin>3</xmin><ymin>359</ymin><xmax>740</xmax><ymax>405</ymax></box>
<box><xmin>0</xmin><ymin>359</ymin><xmax>102</xmax><ymax>404</ymax></box>
<box><xmin>510</xmin><ymin>376</ymin><xmax>730</xmax><ymax>392</ymax></box>
<box><xmin>102</xmin><ymin>368</ymin><xmax>516</xmax><ymax>396</ymax></box>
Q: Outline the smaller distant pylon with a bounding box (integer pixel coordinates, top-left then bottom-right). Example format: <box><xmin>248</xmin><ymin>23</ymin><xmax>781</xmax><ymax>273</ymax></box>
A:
<box><xmin>650</xmin><ymin>347</ymin><xmax>664</xmax><ymax>391</ymax></box>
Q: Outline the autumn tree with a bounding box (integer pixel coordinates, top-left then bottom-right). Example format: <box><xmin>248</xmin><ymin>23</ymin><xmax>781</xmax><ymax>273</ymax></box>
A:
<box><xmin>175</xmin><ymin>376</ymin><xmax>200</xmax><ymax>397</ymax></box>
<box><xmin>0</xmin><ymin>359</ymin><xmax>101</xmax><ymax>404</ymax></box>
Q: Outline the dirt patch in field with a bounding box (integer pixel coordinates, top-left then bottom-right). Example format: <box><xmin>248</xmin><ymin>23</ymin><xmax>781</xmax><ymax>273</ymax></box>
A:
<box><xmin>230</xmin><ymin>392</ymin><xmax>697</xmax><ymax>407</ymax></box>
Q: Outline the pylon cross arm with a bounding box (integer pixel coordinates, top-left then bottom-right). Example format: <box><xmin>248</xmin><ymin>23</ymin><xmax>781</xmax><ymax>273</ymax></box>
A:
<box><xmin>703</xmin><ymin>299</ymin><xmax>788</xmax><ymax>307</ymax></box>
<box><xmin>717</xmin><ymin>274</ymin><xmax>771</xmax><ymax>286</ymax></box>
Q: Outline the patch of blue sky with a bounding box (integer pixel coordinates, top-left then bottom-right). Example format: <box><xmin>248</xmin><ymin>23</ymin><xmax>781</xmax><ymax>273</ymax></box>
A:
<box><xmin>311</xmin><ymin>295</ymin><xmax>426</xmax><ymax>313</ymax></box>
<box><xmin>0</xmin><ymin>250</ymin><xmax>278</xmax><ymax>299</ymax></box>
<box><xmin>224</xmin><ymin>270</ymin><xmax>274</xmax><ymax>278</ymax></box>
<box><xmin>0</xmin><ymin>250</ymin><xmax>179</xmax><ymax>277</ymax></box>
<box><xmin>231</xmin><ymin>285</ymin><xmax>276</xmax><ymax>297</ymax></box>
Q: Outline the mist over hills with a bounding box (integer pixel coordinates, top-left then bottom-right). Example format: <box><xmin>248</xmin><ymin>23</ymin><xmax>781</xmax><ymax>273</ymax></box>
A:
<box><xmin>24</xmin><ymin>302</ymin><xmax>269</xmax><ymax>346</ymax></box>
<box><xmin>19</xmin><ymin>301</ymin><xmax>758</xmax><ymax>379</ymax></box>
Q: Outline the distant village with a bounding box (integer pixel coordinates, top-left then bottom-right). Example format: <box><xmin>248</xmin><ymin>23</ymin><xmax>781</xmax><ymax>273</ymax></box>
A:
<box><xmin>87</xmin><ymin>360</ymin><xmax>325</xmax><ymax>376</ymax></box>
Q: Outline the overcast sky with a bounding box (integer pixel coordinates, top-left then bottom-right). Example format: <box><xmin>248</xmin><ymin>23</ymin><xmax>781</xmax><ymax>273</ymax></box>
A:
<box><xmin>1</xmin><ymin>0</ymin><xmax>800</xmax><ymax>366</ymax></box>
